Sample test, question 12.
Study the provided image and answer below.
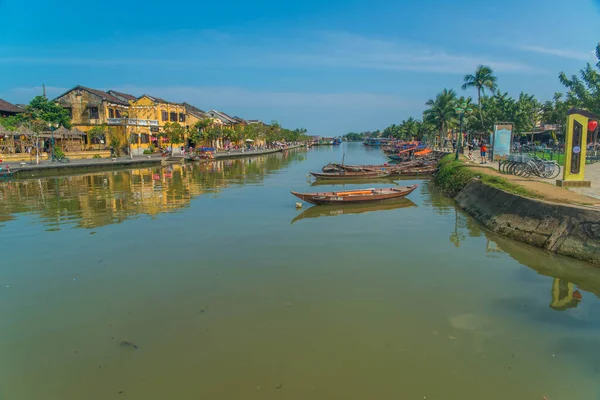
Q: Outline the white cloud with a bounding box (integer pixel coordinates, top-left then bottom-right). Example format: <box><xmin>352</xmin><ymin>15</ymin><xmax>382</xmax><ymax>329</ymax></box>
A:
<box><xmin>272</xmin><ymin>31</ymin><xmax>538</xmax><ymax>74</ymax></box>
<box><xmin>110</xmin><ymin>85</ymin><xmax>421</xmax><ymax>109</ymax></box>
<box><xmin>0</xmin><ymin>30</ymin><xmax>539</xmax><ymax>74</ymax></box>
<box><xmin>513</xmin><ymin>44</ymin><xmax>593</xmax><ymax>61</ymax></box>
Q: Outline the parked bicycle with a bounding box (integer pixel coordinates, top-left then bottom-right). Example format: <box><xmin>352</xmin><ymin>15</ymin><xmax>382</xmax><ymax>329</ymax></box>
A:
<box><xmin>499</xmin><ymin>155</ymin><xmax>560</xmax><ymax>179</ymax></box>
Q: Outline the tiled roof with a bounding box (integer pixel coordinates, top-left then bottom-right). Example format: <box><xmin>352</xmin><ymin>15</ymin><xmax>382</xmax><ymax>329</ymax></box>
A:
<box><xmin>0</xmin><ymin>98</ymin><xmax>24</xmax><ymax>113</ymax></box>
<box><xmin>55</xmin><ymin>85</ymin><xmax>129</xmax><ymax>105</ymax></box>
<box><xmin>107</xmin><ymin>90</ymin><xmax>137</xmax><ymax>102</ymax></box>
<box><xmin>208</xmin><ymin>109</ymin><xmax>237</xmax><ymax>124</ymax></box>
<box><xmin>140</xmin><ymin>94</ymin><xmax>176</xmax><ymax>105</ymax></box>
<box><xmin>183</xmin><ymin>102</ymin><xmax>208</xmax><ymax>119</ymax></box>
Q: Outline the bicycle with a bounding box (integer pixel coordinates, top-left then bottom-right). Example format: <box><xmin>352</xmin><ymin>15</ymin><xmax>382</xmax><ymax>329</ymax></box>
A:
<box><xmin>528</xmin><ymin>157</ymin><xmax>560</xmax><ymax>179</ymax></box>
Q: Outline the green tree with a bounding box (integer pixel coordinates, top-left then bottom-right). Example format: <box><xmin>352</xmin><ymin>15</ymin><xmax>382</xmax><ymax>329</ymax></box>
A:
<box><xmin>204</xmin><ymin>126</ymin><xmax>223</xmax><ymax>148</ymax></box>
<box><xmin>559</xmin><ymin>42</ymin><xmax>600</xmax><ymax>115</ymax></box>
<box><xmin>87</xmin><ymin>125</ymin><xmax>107</xmax><ymax>150</ymax></box>
<box><xmin>188</xmin><ymin>118</ymin><xmax>213</xmax><ymax>146</ymax></box>
<box><xmin>514</xmin><ymin>92</ymin><xmax>542</xmax><ymax>139</ymax></box>
<box><xmin>0</xmin><ymin>115</ymin><xmax>23</xmax><ymax>131</ymax></box>
<box><xmin>461</xmin><ymin>65</ymin><xmax>498</xmax><ymax>128</ymax></box>
<box><xmin>25</xmin><ymin>96</ymin><xmax>72</xmax><ymax>128</ymax></box>
<box><xmin>423</xmin><ymin>88</ymin><xmax>458</xmax><ymax>142</ymax></box>
<box><xmin>161</xmin><ymin>122</ymin><xmax>185</xmax><ymax>155</ymax></box>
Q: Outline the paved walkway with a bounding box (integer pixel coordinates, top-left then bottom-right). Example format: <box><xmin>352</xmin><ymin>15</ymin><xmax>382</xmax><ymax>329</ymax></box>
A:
<box><xmin>2</xmin><ymin>155</ymin><xmax>163</xmax><ymax>175</ymax></box>
<box><xmin>1</xmin><ymin>145</ymin><xmax>306</xmax><ymax>178</ymax></box>
<box><xmin>460</xmin><ymin>150</ymin><xmax>600</xmax><ymax>207</ymax></box>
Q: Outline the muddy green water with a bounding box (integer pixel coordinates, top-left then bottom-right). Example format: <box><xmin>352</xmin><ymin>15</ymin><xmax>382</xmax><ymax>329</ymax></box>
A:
<box><xmin>1</xmin><ymin>143</ymin><xmax>599</xmax><ymax>400</ymax></box>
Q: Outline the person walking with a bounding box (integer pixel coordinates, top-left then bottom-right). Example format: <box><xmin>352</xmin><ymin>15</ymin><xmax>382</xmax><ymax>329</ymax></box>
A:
<box><xmin>467</xmin><ymin>142</ymin><xmax>475</xmax><ymax>161</ymax></box>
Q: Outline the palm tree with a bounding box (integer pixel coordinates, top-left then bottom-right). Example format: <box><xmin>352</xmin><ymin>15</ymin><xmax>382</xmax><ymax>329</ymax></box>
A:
<box><xmin>462</xmin><ymin>65</ymin><xmax>498</xmax><ymax>127</ymax></box>
<box><xmin>423</xmin><ymin>89</ymin><xmax>458</xmax><ymax>145</ymax></box>
<box><xmin>402</xmin><ymin>117</ymin><xmax>419</xmax><ymax>140</ymax></box>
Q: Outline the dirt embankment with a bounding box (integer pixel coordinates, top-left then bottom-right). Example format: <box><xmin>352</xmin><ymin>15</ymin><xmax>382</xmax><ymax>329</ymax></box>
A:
<box><xmin>455</xmin><ymin>180</ymin><xmax>600</xmax><ymax>265</ymax></box>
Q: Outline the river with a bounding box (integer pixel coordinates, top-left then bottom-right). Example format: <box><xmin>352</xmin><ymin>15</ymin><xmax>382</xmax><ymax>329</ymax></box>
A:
<box><xmin>1</xmin><ymin>143</ymin><xmax>599</xmax><ymax>399</ymax></box>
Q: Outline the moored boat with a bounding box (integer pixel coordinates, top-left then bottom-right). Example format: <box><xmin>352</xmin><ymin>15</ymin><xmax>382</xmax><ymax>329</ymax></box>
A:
<box><xmin>310</xmin><ymin>171</ymin><xmax>390</xmax><ymax>180</ymax></box>
<box><xmin>291</xmin><ymin>185</ymin><xmax>418</xmax><ymax>205</ymax></box>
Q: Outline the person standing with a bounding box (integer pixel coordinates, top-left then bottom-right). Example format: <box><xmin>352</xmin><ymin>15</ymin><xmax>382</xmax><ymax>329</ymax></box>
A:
<box><xmin>481</xmin><ymin>142</ymin><xmax>487</xmax><ymax>164</ymax></box>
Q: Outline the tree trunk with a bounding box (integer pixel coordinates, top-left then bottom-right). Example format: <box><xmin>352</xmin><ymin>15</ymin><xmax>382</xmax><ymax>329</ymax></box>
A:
<box><xmin>477</xmin><ymin>87</ymin><xmax>484</xmax><ymax>129</ymax></box>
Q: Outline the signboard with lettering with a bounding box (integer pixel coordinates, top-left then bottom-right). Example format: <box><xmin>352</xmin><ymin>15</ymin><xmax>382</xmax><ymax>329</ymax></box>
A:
<box><xmin>492</xmin><ymin>123</ymin><xmax>513</xmax><ymax>161</ymax></box>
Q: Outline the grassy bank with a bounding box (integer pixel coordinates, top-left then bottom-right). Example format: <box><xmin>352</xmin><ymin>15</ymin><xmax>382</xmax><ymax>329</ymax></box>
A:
<box><xmin>434</xmin><ymin>154</ymin><xmax>539</xmax><ymax>198</ymax></box>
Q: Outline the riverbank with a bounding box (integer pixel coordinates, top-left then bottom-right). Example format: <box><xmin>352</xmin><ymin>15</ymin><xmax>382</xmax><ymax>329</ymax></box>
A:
<box><xmin>435</xmin><ymin>154</ymin><xmax>600</xmax><ymax>264</ymax></box>
<box><xmin>3</xmin><ymin>145</ymin><xmax>305</xmax><ymax>178</ymax></box>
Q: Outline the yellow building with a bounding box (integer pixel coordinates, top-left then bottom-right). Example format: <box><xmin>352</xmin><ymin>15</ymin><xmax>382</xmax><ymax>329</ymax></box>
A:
<box><xmin>55</xmin><ymin>86</ymin><xmax>131</xmax><ymax>147</ymax></box>
<box><xmin>128</xmin><ymin>95</ymin><xmax>187</xmax><ymax>154</ymax></box>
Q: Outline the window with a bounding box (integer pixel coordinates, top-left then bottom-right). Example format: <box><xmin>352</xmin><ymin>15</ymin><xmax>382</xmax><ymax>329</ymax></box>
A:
<box><xmin>140</xmin><ymin>134</ymin><xmax>150</xmax><ymax>144</ymax></box>
<box><xmin>90</xmin><ymin>133</ymin><xmax>105</xmax><ymax>145</ymax></box>
<box><xmin>179</xmin><ymin>113</ymin><xmax>186</xmax><ymax>123</ymax></box>
<box><xmin>170</xmin><ymin>112</ymin><xmax>177</xmax><ymax>122</ymax></box>
<box><xmin>161</xmin><ymin>110</ymin><xmax>168</xmax><ymax>121</ymax></box>
<box><xmin>89</xmin><ymin>107</ymin><xmax>99</xmax><ymax>119</ymax></box>
<box><xmin>108</xmin><ymin>108</ymin><xmax>115</xmax><ymax>118</ymax></box>
<box><xmin>129</xmin><ymin>133</ymin><xmax>138</xmax><ymax>144</ymax></box>
<box><xmin>115</xmin><ymin>109</ymin><xmax>122</xmax><ymax>118</ymax></box>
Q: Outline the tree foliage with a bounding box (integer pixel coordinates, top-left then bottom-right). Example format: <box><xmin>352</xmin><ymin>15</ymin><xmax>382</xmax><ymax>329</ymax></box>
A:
<box><xmin>462</xmin><ymin>65</ymin><xmax>498</xmax><ymax>128</ymax></box>
<box><xmin>559</xmin><ymin>42</ymin><xmax>600</xmax><ymax>115</ymax></box>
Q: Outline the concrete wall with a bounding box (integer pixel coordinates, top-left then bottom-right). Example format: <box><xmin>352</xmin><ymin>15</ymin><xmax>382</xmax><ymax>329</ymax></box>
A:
<box><xmin>455</xmin><ymin>179</ymin><xmax>600</xmax><ymax>265</ymax></box>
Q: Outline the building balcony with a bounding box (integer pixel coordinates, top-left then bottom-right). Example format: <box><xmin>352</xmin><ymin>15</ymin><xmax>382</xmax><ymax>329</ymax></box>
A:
<box><xmin>107</xmin><ymin>118</ymin><xmax>159</xmax><ymax>126</ymax></box>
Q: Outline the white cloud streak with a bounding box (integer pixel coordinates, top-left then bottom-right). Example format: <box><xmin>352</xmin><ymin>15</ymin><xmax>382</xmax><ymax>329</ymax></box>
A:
<box><xmin>272</xmin><ymin>32</ymin><xmax>538</xmax><ymax>74</ymax></box>
<box><xmin>514</xmin><ymin>44</ymin><xmax>593</xmax><ymax>61</ymax></box>
<box><xmin>0</xmin><ymin>31</ymin><xmax>539</xmax><ymax>74</ymax></box>
<box><xmin>109</xmin><ymin>85</ymin><xmax>421</xmax><ymax>109</ymax></box>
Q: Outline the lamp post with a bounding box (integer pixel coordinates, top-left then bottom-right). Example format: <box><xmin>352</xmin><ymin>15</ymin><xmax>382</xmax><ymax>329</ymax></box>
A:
<box><xmin>49</xmin><ymin>123</ymin><xmax>58</xmax><ymax>162</ymax></box>
<box><xmin>455</xmin><ymin>103</ymin><xmax>472</xmax><ymax>161</ymax></box>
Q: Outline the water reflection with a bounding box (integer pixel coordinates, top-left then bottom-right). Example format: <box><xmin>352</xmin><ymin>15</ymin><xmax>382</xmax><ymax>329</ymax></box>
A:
<box><xmin>426</xmin><ymin>182</ymin><xmax>593</xmax><ymax>313</ymax></box>
<box><xmin>551</xmin><ymin>279</ymin><xmax>583</xmax><ymax>311</ymax></box>
<box><xmin>0</xmin><ymin>150</ymin><xmax>304</xmax><ymax>231</ymax></box>
<box><xmin>291</xmin><ymin>198</ymin><xmax>416</xmax><ymax>224</ymax></box>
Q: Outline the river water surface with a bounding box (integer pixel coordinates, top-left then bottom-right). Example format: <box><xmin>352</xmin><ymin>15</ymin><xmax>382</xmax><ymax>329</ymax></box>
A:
<box><xmin>1</xmin><ymin>143</ymin><xmax>600</xmax><ymax>399</ymax></box>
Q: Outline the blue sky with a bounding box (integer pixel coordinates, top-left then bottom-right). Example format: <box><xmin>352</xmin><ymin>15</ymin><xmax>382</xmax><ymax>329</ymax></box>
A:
<box><xmin>0</xmin><ymin>0</ymin><xmax>598</xmax><ymax>135</ymax></box>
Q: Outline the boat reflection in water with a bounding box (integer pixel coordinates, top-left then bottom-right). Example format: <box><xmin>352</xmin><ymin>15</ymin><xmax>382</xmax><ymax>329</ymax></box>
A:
<box><xmin>292</xmin><ymin>198</ymin><xmax>417</xmax><ymax>224</ymax></box>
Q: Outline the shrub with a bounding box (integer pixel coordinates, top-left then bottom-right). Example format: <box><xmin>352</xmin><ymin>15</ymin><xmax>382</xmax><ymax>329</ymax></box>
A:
<box><xmin>433</xmin><ymin>154</ymin><xmax>538</xmax><ymax>198</ymax></box>
<box><xmin>93</xmin><ymin>154</ymin><xmax>102</xmax><ymax>159</ymax></box>
<box><xmin>53</xmin><ymin>147</ymin><xmax>66</xmax><ymax>160</ymax></box>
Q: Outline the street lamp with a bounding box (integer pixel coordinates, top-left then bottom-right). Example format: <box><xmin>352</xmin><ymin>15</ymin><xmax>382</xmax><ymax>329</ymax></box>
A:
<box><xmin>49</xmin><ymin>123</ymin><xmax>58</xmax><ymax>162</ymax></box>
<box><xmin>455</xmin><ymin>103</ymin><xmax>472</xmax><ymax>161</ymax></box>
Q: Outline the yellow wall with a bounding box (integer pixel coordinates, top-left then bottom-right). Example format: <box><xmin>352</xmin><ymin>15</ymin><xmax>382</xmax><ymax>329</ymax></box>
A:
<box><xmin>128</xmin><ymin>96</ymin><xmax>188</xmax><ymax>151</ymax></box>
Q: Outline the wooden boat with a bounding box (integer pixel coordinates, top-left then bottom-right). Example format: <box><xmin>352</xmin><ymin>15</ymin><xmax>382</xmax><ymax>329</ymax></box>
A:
<box><xmin>398</xmin><ymin>166</ymin><xmax>437</xmax><ymax>175</ymax></box>
<box><xmin>310</xmin><ymin>177</ymin><xmax>398</xmax><ymax>187</ymax></box>
<box><xmin>290</xmin><ymin>185</ymin><xmax>418</xmax><ymax>205</ymax></box>
<box><xmin>291</xmin><ymin>198</ymin><xmax>417</xmax><ymax>223</ymax></box>
<box><xmin>310</xmin><ymin>171</ymin><xmax>390</xmax><ymax>180</ymax></box>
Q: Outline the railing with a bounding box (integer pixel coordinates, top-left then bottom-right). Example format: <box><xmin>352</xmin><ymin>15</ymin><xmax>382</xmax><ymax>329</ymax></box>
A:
<box><xmin>107</xmin><ymin>118</ymin><xmax>159</xmax><ymax>126</ymax></box>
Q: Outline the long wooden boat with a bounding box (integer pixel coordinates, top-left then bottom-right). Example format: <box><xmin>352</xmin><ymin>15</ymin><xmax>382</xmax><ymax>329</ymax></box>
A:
<box><xmin>310</xmin><ymin>177</ymin><xmax>397</xmax><ymax>187</ymax></box>
<box><xmin>310</xmin><ymin>171</ymin><xmax>390</xmax><ymax>180</ymax></box>
<box><xmin>321</xmin><ymin>161</ymin><xmax>436</xmax><ymax>175</ymax></box>
<box><xmin>291</xmin><ymin>185</ymin><xmax>418</xmax><ymax>205</ymax></box>
<box><xmin>398</xmin><ymin>166</ymin><xmax>437</xmax><ymax>175</ymax></box>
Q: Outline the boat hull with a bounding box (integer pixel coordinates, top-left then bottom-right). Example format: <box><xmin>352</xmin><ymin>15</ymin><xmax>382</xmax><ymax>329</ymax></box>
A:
<box><xmin>310</xmin><ymin>171</ymin><xmax>389</xmax><ymax>180</ymax></box>
<box><xmin>291</xmin><ymin>185</ymin><xmax>418</xmax><ymax>205</ymax></box>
